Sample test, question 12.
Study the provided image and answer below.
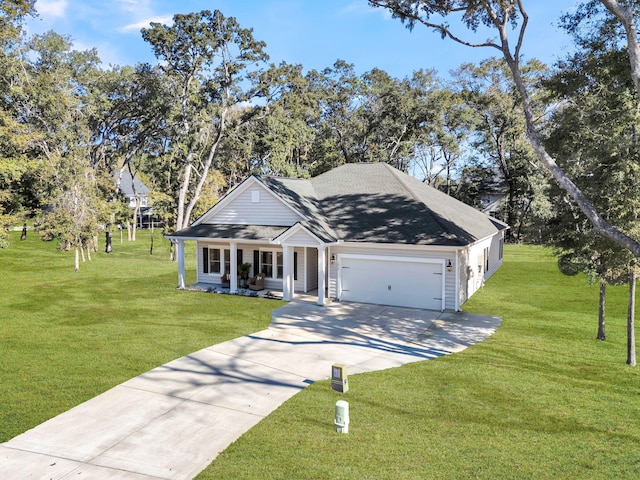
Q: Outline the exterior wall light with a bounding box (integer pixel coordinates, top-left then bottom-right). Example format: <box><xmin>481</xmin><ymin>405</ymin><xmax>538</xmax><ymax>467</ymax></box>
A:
<box><xmin>446</xmin><ymin>259</ymin><xmax>453</xmax><ymax>272</ymax></box>
<box><xmin>330</xmin><ymin>254</ymin><xmax>336</xmax><ymax>264</ymax></box>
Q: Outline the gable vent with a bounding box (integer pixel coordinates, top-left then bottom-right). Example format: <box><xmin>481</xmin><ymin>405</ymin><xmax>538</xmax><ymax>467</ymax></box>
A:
<box><xmin>251</xmin><ymin>190</ymin><xmax>260</xmax><ymax>203</ymax></box>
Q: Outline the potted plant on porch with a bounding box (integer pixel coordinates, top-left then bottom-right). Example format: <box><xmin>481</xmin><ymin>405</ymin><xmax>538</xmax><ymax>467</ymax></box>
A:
<box><xmin>238</xmin><ymin>263</ymin><xmax>252</xmax><ymax>288</ymax></box>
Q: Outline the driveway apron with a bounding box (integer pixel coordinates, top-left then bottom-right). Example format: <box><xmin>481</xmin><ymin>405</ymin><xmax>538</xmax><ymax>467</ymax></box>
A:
<box><xmin>0</xmin><ymin>301</ymin><xmax>501</xmax><ymax>480</ymax></box>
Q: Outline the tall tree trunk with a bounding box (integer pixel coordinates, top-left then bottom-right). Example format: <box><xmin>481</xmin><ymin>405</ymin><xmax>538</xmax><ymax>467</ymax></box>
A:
<box><xmin>628</xmin><ymin>269</ymin><xmax>637</xmax><ymax>366</ymax></box>
<box><xmin>132</xmin><ymin>196</ymin><xmax>140</xmax><ymax>241</ymax></box>
<box><xmin>599</xmin><ymin>0</ymin><xmax>640</xmax><ymax>104</ymax></box>
<box><xmin>176</xmin><ymin>154</ymin><xmax>194</xmax><ymax>231</ymax></box>
<box><xmin>74</xmin><ymin>246</ymin><xmax>79</xmax><ymax>273</ymax></box>
<box><xmin>183</xmin><ymin>108</ymin><xmax>228</xmax><ymax>227</ymax></box>
<box><xmin>598</xmin><ymin>280</ymin><xmax>606</xmax><ymax>340</ymax></box>
<box><xmin>502</xmin><ymin>40</ymin><xmax>640</xmax><ymax>256</ymax></box>
<box><xmin>150</xmin><ymin>221</ymin><xmax>154</xmax><ymax>255</ymax></box>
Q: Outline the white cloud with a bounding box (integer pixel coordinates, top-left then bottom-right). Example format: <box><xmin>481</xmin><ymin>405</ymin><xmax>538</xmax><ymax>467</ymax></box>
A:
<box><xmin>36</xmin><ymin>0</ymin><xmax>68</xmax><ymax>18</ymax></box>
<box><xmin>120</xmin><ymin>15</ymin><xmax>173</xmax><ymax>33</ymax></box>
<box><xmin>116</xmin><ymin>0</ymin><xmax>151</xmax><ymax>15</ymax></box>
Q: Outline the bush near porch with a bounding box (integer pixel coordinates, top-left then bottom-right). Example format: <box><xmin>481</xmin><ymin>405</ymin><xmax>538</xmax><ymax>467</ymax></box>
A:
<box><xmin>199</xmin><ymin>244</ymin><xmax>640</xmax><ymax>480</ymax></box>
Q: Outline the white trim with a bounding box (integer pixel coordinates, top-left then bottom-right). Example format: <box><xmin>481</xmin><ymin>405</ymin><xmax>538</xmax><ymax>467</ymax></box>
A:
<box><xmin>230</xmin><ymin>242</ymin><xmax>238</xmax><ymax>294</ymax></box>
<box><xmin>337</xmin><ymin>253</ymin><xmax>446</xmax><ymax>264</ymax></box>
<box><xmin>177</xmin><ymin>240</ymin><xmax>185</xmax><ymax>289</ymax></box>
<box><xmin>318</xmin><ymin>247</ymin><xmax>326</xmax><ymax>306</ymax></box>
<box><xmin>329</xmin><ymin>241</ymin><xmax>464</xmax><ymax>253</ymax></box>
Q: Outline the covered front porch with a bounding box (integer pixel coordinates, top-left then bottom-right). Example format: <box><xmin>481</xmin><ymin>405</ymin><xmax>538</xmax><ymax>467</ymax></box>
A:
<box><xmin>173</xmin><ymin>236</ymin><xmax>331</xmax><ymax>306</ymax></box>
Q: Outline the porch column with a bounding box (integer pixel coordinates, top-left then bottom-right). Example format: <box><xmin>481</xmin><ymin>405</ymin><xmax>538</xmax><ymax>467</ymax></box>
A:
<box><xmin>176</xmin><ymin>239</ymin><xmax>185</xmax><ymax>289</ymax></box>
<box><xmin>283</xmin><ymin>245</ymin><xmax>293</xmax><ymax>301</ymax></box>
<box><xmin>230</xmin><ymin>242</ymin><xmax>238</xmax><ymax>294</ymax></box>
<box><xmin>317</xmin><ymin>245</ymin><xmax>326</xmax><ymax>306</ymax></box>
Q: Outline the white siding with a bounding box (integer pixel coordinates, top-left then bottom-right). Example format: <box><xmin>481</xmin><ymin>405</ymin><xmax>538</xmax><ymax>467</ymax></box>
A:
<box><xmin>486</xmin><ymin>231</ymin><xmax>505</xmax><ymax>280</ymax></box>
<box><xmin>463</xmin><ymin>233</ymin><xmax>503</xmax><ymax>302</ymax></box>
<box><xmin>205</xmin><ymin>183</ymin><xmax>301</xmax><ymax>226</ymax></box>
<box><xmin>284</xmin><ymin>229</ymin><xmax>322</xmax><ymax>247</ymax></box>
<box><xmin>293</xmin><ymin>247</ymin><xmax>306</xmax><ymax>292</ymax></box>
<box><xmin>307</xmin><ymin>247</ymin><xmax>318</xmax><ymax>291</ymax></box>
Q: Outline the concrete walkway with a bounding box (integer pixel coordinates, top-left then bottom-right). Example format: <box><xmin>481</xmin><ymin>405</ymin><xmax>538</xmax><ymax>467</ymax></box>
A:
<box><xmin>0</xmin><ymin>301</ymin><xmax>501</xmax><ymax>480</ymax></box>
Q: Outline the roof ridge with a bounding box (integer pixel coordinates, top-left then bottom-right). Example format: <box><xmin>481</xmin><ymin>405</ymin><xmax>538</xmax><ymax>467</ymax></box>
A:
<box><xmin>383</xmin><ymin>163</ymin><xmax>424</xmax><ymax>204</ymax></box>
<box><xmin>384</xmin><ymin>164</ymin><xmax>464</xmax><ymax>238</ymax></box>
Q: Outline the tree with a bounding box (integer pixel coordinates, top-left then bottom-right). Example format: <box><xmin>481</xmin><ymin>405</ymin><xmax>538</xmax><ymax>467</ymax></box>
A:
<box><xmin>368</xmin><ymin>0</ymin><xmax>640</xmax><ymax>256</ymax></box>
<box><xmin>411</xmin><ymin>82</ymin><xmax>473</xmax><ymax>194</ymax></box>
<box><xmin>544</xmin><ymin>8</ymin><xmax>640</xmax><ymax>358</ymax></box>
<box><xmin>306</xmin><ymin>60</ymin><xmax>366</xmax><ymax>172</ymax></box>
<box><xmin>19</xmin><ymin>31</ymin><xmax>107</xmax><ymax>270</ymax></box>
<box><xmin>142</xmin><ymin>9</ymin><xmax>268</xmax><ymax>230</ymax></box>
<box><xmin>453</xmin><ymin>58</ymin><xmax>550</xmax><ymax>239</ymax></box>
<box><xmin>88</xmin><ymin>64</ymin><xmax>174</xmax><ymax>241</ymax></box>
<box><xmin>0</xmin><ymin>0</ymin><xmax>35</xmax><ymax>247</ymax></box>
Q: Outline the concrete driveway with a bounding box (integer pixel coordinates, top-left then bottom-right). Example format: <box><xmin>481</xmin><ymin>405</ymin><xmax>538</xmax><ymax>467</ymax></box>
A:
<box><xmin>0</xmin><ymin>301</ymin><xmax>500</xmax><ymax>480</ymax></box>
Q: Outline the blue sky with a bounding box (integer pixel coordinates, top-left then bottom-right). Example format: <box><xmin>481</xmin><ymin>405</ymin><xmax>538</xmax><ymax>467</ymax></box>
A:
<box><xmin>26</xmin><ymin>0</ymin><xmax>579</xmax><ymax>79</ymax></box>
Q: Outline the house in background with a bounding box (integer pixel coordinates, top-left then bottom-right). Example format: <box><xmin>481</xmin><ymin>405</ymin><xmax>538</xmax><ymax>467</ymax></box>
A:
<box><xmin>114</xmin><ymin>171</ymin><xmax>156</xmax><ymax>229</ymax></box>
<box><xmin>167</xmin><ymin>163</ymin><xmax>508</xmax><ymax>311</ymax></box>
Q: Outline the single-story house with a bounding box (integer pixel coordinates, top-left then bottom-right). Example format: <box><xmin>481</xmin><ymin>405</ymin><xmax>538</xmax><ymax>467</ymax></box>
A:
<box><xmin>167</xmin><ymin>163</ymin><xmax>507</xmax><ymax>310</ymax></box>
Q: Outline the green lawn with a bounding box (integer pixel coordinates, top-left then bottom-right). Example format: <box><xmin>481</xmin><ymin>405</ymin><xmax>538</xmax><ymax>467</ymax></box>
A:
<box><xmin>0</xmin><ymin>230</ymin><xmax>284</xmax><ymax>442</ymax></box>
<box><xmin>199</xmin><ymin>245</ymin><xmax>640</xmax><ymax>480</ymax></box>
<box><xmin>2</xmin><ymin>236</ymin><xmax>639</xmax><ymax>479</ymax></box>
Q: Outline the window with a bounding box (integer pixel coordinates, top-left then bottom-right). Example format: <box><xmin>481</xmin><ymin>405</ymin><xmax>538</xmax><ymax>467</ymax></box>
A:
<box><xmin>260</xmin><ymin>250</ymin><xmax>284</xmax><ymax>278</ymax></box>
<box><xmin>223</xmin><ymin>249</ymin><xmax>231</xmax><ymax>273</ymax></box>
<box><xmin>276</xmin><ymin>252</ymin><xmax>283</xmax><ymax>279</ymax></box>
<box><xmin>212</xmin><ymin>249</ymin><xmax>222</xmax><ymax>273</ymax></box>
<box><xmin>203</xmin><ymin>247</ymin><xmax>230</xmax><ymax>274</ymax></box>
<box><xmin>499</xmin><ymin>238</ymin><xmax>504</xmax><ymax>260</ymax></box>
<box><xmin>257</xmin><ymin>249</ymin><xmax>296</xmax><ymax>280</ymax></box>
<box><xmin>260</xmin><ymin>251</ymin><xmax>273</xmax><ymax>277</ymax></box>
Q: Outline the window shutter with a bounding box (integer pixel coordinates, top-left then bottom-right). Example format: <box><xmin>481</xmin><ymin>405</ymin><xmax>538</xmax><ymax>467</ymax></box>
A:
<box><xmin>237</xmin><ymin>249</ymin><xmax>243</xmax><ymax>266</ymax></box>
<box><xmin>203</xmin><ymin>248</ymin><xmax>209</xmax><ymax>274</ymax></box>
<box><xmin>294</xmin><ymin>252</ymin><xmax>298</xmax><ymax>281</ymax></box>
<box><xmin>253</xmin><ymin>250</ymin><xmax>259</xmax><ymax>277</ymax></box>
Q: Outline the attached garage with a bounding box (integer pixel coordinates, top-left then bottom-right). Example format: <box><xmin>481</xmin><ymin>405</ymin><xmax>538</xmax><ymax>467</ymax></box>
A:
<box><xmin>338</xmin><ymin>255</ymin><xmax>445</xmax><ymax>310</ymax></box>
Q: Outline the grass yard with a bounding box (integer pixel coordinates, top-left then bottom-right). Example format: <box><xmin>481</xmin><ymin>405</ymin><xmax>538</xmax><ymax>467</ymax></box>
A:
<box><xmin>199</xmin><ymin>244</ymin><xmax>640</xmax><ymax>480</ymax></box>
<box><xmin>0</xmin><ymin>230</ymin><xmax>284</xmax><ymax>442</ymax></box>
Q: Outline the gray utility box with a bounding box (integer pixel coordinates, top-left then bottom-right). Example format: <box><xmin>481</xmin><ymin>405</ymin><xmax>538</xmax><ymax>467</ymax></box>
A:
<box><xmin>331</xmin><ymin>363</ymin><xmax>348</xmax><ymax>393</ymax></box>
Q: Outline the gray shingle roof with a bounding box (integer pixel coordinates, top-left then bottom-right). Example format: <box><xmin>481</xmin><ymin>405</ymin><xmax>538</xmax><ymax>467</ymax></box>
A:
<box><xmin>169</xmin><ymin>224</ymin><xmax>288</xmax><ymax>241</ymax></box>
<box><xmin>258</xmin><ymin>163</ymin><xmax>505</xmax><ymax>247</ymax></box>
<box><xmin>114</xmin><ymin>171</ymin><xmax>150</xmax><ymax>196</ymax></box>
<box><xmin>173</xmin><ymin>163</ymin><xmax>506</xmax><ymax>247</ymax></box>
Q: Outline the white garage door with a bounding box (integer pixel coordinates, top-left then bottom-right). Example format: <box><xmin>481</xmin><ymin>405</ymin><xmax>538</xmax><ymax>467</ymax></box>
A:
<box><xmin>339</xmin><ymin>256</ymin><xmax>443</xmax><ymax>310</ymax></box>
